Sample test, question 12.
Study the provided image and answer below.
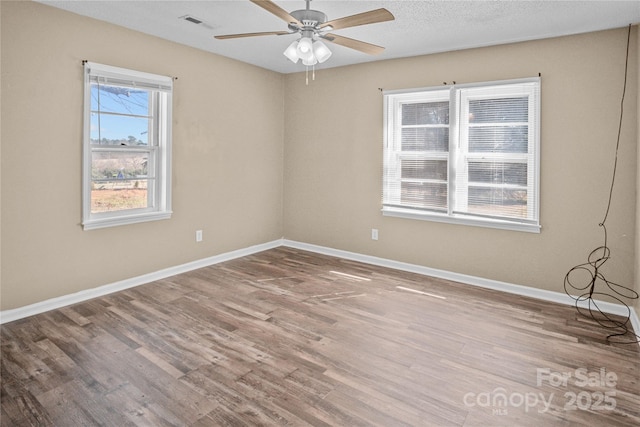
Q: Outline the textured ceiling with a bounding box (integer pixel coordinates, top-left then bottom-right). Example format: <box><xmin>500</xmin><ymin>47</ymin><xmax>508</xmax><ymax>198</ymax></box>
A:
<box><xmin>37</xmin><ymin>0</ymin><xmax>640</xmax><ymax>74</ymax></box>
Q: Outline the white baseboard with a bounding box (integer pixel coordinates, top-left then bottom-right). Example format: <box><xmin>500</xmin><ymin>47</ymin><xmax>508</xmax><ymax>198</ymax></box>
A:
<box><xmin>631</xmin><ymin>307</ymin><xmax>640</xmax><ymax>339</ymax></box>
<box><xmin>283</xmin><ymin>239</ymin><xmax>640</xmax><ymax>337</ymax></box>
<box><xmin>3</xmin><ymin>237</ymin><xmax>639</xmax><ymax>346</ymax></box>
<box><xmin>0</xmin><ymin>239</ymin><xmax>283</xmax><ymax>324</ymax></box>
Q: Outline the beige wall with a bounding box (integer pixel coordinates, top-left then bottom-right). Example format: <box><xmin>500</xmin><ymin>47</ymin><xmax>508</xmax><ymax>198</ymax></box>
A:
<box><xmin>636</xmin><ymin>25</ymin><xmax>640</xmax><ymax>321</ymax></box>
<box><xmin>1</xmin><ymin>2</ymin><xmax>638</xmax><ymax>314</ymax></box>
<box><xmin>284</xmin><ymin>27</ymin><xmax>638</xmax><ymax>296</ymax></box>
<box><xmin>0</xmin><ymin>2</ymin><xmax>3</xmax><ymax>297</ymax></box>
<box><xmin>0</xmin><ymin>1</ymin><xmax>284</xmax><ymax>310</ymax></box>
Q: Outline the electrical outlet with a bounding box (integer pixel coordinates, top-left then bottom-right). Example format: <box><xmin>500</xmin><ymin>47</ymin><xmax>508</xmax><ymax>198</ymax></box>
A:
<box><xmin>195</xmin><ymin>230</ymin><xmax>203</xmax><ymax>242</ymax></box>
<box><xmin>371</xmin><ymin>228</ymin><xmax>379</xmax><ymax>241</ymax></box>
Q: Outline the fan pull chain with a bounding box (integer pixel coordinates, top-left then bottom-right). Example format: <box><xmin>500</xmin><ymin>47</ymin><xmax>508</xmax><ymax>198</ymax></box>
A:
<box><xmin>304</xmin><ymin>65</ymin><xmax>316</xmax><ymax>85</ymax></box>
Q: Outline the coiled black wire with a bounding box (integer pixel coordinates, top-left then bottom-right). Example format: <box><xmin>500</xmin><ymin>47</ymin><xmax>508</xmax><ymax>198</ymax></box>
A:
<box><xmin>564</xmin><ymin>25</ymin><xmax>639</xmax><ymax>344</ymax></box>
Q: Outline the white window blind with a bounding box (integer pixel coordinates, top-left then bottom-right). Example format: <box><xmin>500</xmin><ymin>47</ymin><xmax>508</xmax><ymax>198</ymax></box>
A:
<box><xmin>86</xmin><ymin>62</ymin><xmax>173</xmax><ymax>92</ymax></box>
<box><xmin>383</xmin><ymin>78</ymin><xmax>540</xmax><ymax>232</ymax></box>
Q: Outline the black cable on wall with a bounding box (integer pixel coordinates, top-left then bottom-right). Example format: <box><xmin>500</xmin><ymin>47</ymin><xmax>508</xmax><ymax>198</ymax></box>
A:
<box><xmin>564</xmin><ymin>25</ymin><xmax>639</xmax><ymax>344</ymax></box>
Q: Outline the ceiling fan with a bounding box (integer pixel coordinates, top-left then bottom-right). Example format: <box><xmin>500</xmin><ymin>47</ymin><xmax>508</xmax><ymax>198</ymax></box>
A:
<box><xmin>215</xmin><ymin>0</ymin><xmax>395</xmax><ymax>67</ymax></box>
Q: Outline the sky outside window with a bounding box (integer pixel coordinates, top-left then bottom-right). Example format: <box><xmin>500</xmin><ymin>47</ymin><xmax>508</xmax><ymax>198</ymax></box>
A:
<box><xmin>90</xmin><ymin>84</ymin><xmax>151</xmax><ymax>145</ymax></box>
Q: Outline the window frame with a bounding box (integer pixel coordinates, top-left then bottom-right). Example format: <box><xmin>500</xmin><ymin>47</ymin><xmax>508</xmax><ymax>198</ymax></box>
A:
<box><xmin>383</xmin><ymin>88</ymin><xmax>451</xmax><ymax>213</ymax></box>
<box><xmin>383</xmin><ymin>77</ymin><xmax>541</xmax><ymax>233</ymax></box>
<box><xmin>82</xmin><ymin>62</ymin><xmax>173</xmax><ymax>230</ymax></box>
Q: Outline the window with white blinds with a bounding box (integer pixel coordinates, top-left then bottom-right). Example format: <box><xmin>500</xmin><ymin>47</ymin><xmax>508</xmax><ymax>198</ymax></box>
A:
<box><xmin>82</xmin><ymin>62</ymin><xmax>173</xmax><ymax>230</ymax></box>
<box><xmin>383</xmin><ymin>78</ymin><xmax>540</xmax><ymax>232</ymax></box>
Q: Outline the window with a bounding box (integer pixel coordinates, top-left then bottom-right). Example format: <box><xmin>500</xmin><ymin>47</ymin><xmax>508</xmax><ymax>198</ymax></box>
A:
<box><xmin>83</xmin><ymin>62</ymin><xmax>172</xmax><ymax>230</ymax></box>
<box><xmin>383</xmin><ymin>78</ymin><xmax>540</xmax><ymax>232</ymax></box>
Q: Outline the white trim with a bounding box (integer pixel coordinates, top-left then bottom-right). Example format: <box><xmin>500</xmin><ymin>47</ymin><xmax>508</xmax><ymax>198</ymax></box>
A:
<box><xmin>0</xmin><ymin>239</ymin><xmax>283</xmax><ymax>324</ymax></box>
<box><xmin>2</xmin><ymin>238</ymin><xmax>638</xmax><ymax>348</ymax></box>
<box><xmin>382</xmin><ymin>207</ymin><xmax>541</xmax><ymax>233</ymax></box>
<box><xmin>383</xmin><ymin>78</ymin><xmax>541</xmax><ymax>234</ymax></box>
<box><xmin>631</xmin><ymin>307</ymin><xmax>640</xmax><ymax>340</ymax></box>
<box><xmin>82</xmin><ymin>210</ymin><xmax>173</xmax><ymax>230</ymax></box>
<box><xmin>83</xmin><ymin>62</ymin><xmax>173</xmax><ymax>230</ymax></box>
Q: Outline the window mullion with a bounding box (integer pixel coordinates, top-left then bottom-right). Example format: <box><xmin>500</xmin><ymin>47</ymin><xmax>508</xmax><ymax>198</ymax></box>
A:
<box><xmin>451</xmin><ymin>87</ymin><xmax>468</xmax><ymax>215</ymax></box>
<box><xmin>90</xmin><ymin>110</ymin><xmax>153</xmax><ymax>120</ymax></box>
<box><xmin>527</xmin><ymin>89</ymin><xmax>538</xmax><ymax>220</ymax></box>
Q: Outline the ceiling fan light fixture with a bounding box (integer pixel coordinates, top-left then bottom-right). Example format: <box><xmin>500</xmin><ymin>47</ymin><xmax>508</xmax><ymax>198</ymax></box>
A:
<box><xmin>215</xmin><ymin>0</ymin><xmax>395</xmax><ymax>78</ymax></box>
<box><xmin>283</xmin><ymin>40</ymin><xmax>300</xmax><ymax>63</ymax></box>
<box><xmin>313</xmin><ymin>40</ymin><xmax>332</xmax><ymax>63</ymax></box>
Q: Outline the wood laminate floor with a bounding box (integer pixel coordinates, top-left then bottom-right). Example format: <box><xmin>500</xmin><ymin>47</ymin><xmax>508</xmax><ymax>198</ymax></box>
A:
<box><xmin>2</xmin><ymin>247</ymin><xmax>639</xmax><ymax>426</ymax></box>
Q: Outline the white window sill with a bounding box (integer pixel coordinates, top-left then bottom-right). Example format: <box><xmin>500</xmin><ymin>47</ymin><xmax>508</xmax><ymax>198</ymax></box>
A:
<box><xmin>83</xmin><ymin>211</ymin><xmax>172</xmax><ymax>230</ymax></box>
<box><xmin>382</xmin><ymin>207</ymin><xmax>541</xmax><ymax>234</ymax></box>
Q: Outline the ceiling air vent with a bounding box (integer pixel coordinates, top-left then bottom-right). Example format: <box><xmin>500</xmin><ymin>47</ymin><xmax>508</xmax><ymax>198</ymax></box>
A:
<box><xmin>179</xmin><ymin>15</ymin><xmax>214</xmax><ymax>29</ymax></box>
<box><xmin>184</xmin><ymin>15</ymin><xmax>202</xmax><ymax>24</ymax></box>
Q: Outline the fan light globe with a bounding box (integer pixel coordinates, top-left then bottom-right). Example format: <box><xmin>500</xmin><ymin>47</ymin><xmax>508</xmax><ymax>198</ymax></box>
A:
<box><xmin>313</xmin><ymin>40</ymin><xmax>332</xmax><ymax>63</ymax></box>
<box><xmin>283</xmin><ymin>40</ymin><xmax>300</xmax><ymax>63</ymax></box>
<box><xmin>296</xmin><ymin>37</ymin><xmax>314</xmax><ymax>60</ymax></box>
<box><xmin>302</xmin><ymin>56</ymin><xmax>318</xmax><ymax>66</ymax></box>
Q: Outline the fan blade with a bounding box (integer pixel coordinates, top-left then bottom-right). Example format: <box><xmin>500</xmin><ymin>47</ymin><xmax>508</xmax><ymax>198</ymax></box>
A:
<box><xmin>318</xmin><ymin>8</ymin><xmax>394</xmax><ymax>31</ymax></box>
<box><xmin>322</xmin><ymin>33</ymin><xmax>385</xmax><ymax>55</ymax></box>
<box><xmin>250</xmin><ymin>0</ymin><xmax>302</xmax><ymax>27</ymax></box>
<box><xmin>215</xmin><ymin>31</ymin><xmax>290</xmax><ymax>40</ymax></box>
